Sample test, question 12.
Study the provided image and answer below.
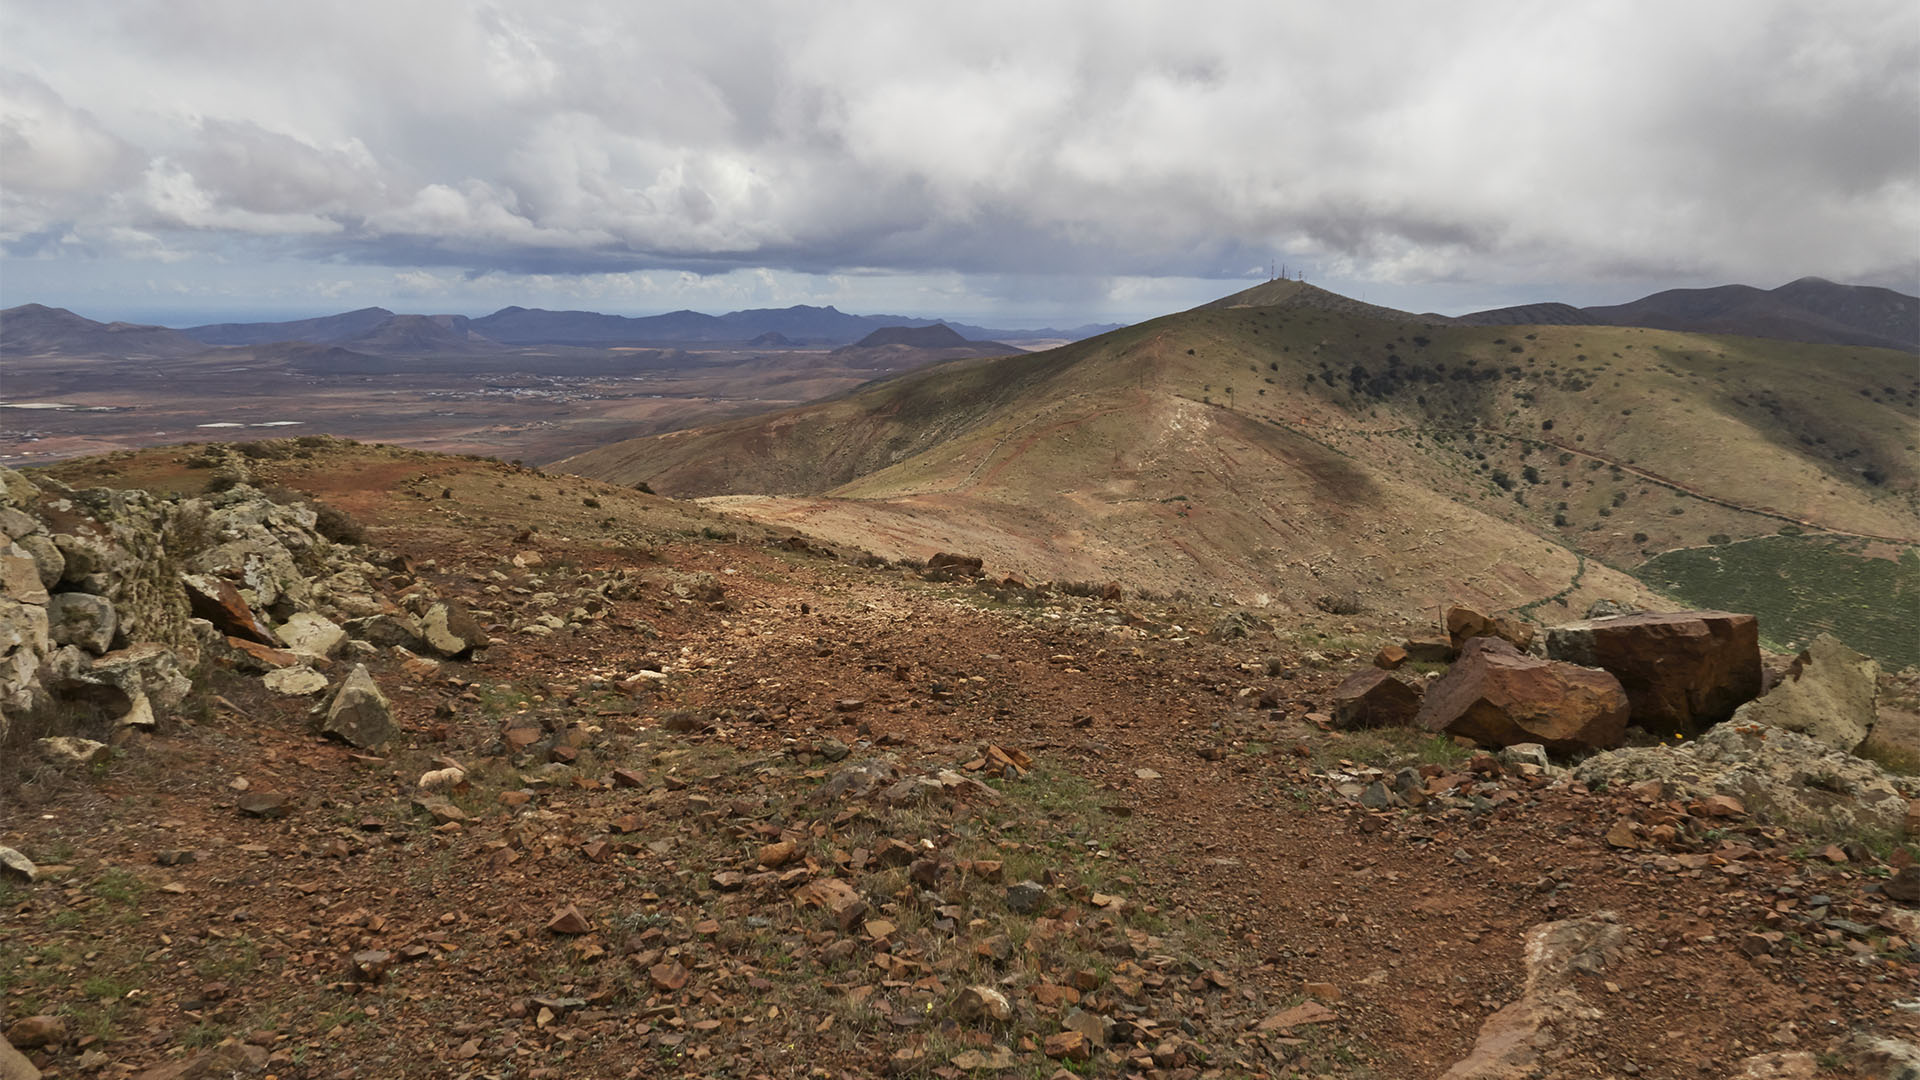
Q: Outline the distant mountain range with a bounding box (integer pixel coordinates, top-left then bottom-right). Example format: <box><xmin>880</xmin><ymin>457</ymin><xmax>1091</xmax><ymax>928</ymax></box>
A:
<box><xmin>172</xmin><ymin>304</ymin><xmax>1117</xmax><ymax>350</ymax></box>
<box><xmin>3</xmin><ymin>277</ymin><xmax>1911</xmax><ymax>360</ymax></box>
<box><xmin>1451</xmin><ymin>277</ymin><xmax>1918</xmax><ymax>352</ymax></box>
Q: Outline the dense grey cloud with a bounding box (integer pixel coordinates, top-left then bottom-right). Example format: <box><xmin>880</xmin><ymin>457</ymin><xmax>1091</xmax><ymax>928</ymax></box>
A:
<box><xmin>0</xmin><ymin>0</ymin><xmax>1915</xmax><ymax>322</ymax></box>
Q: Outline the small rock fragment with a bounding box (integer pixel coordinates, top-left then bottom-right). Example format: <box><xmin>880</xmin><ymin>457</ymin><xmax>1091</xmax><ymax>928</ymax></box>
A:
<box><xmin>954</xmin><ymin>985</ymin><xmax>1014</xmax><ymax>1023</ymax></box>
<box><xmin>1005</xmin><ymin>880</ymin><xmax>1048</xmax><ymax>914</ymax></box>
<box><xmin>546</xmin><ymin>904</ymin><xmax>592</xmax><ymax>935</ymax></box>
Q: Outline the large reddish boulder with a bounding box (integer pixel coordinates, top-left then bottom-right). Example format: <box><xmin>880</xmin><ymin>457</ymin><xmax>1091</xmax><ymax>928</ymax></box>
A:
<box><xmin>1414</xmin><ymin>638</ymin><xmax>1629</xmax><ymax>751</ymax></box>
<box><xmin>1445</xmin><ymin>605</ymin><xmax>1534</xmax><ymax>651</ymax></box>
<box><xmin>1330</xmin><ymin>668</ymin><xmax>1423</xmax><ymax>729</ymax></box>
<box><xmin>1544</xmin><ymin>610</ymin><xmax>1760</xmax><ymax>733</ymax></box>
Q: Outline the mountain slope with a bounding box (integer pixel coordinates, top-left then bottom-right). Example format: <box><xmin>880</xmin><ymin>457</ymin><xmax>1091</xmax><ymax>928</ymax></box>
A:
<box><xmin>0</xmin><ymin>304</ymin><xmax>209</xmax><ymax>359</ymax></box>
<box><xmin>559</xmin><ymin>288</ymin><xmax>1918</xmax><ymax>616</ymax></box>
<box><xmin>340</xmin><ymin>314</ymin><xmax>502</xmax><ymax>354</ymax></box>
<box><xmin>180</xmin><ymin>307</ymin><xmax>395</xmax><ymax>346</ymax></box>
<box><xmin>1463</xmin><ymin>277</ymin><xmax>1919</xmax><ymax>351</ymax></box>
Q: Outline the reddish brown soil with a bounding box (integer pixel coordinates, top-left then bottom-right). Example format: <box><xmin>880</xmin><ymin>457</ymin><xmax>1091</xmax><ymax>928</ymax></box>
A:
<box><xmin>2</xmin><ymin>447</ymin><xmax>1914</xmax><ymax>1079</ymax></box>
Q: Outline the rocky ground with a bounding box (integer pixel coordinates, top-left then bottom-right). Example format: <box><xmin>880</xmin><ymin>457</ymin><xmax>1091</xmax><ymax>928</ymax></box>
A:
<box><xmin>2</xmin><ymin>442</ymin><xmax>1917</xmax><ymax>1080</ymax></box>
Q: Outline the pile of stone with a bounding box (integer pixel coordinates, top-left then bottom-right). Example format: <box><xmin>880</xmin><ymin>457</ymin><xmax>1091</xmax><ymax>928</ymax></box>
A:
<box><xmin>1</xmin><ymin>463</ymin><xmax>486</xmax><ymax>760</ymax></box>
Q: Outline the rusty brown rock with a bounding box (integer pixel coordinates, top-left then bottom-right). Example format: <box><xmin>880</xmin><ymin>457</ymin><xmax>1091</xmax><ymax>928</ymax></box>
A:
<box><xmin>183</xmin><ymin>574</ymin><xmax>279</xmax><ymax>646</ymax></box>
<box><xmin>1403</xmin><ymin>634</ymin><xmax>1457</xmax><ymax>663</ymax></box>
<box><xmin>1415</xmin><ymin>637</ymin><xmax>1629</xmax><ymax>752</ymax></box>
<box><xmin>925</xmin><ymin>552</ymin><xmax>985</xmax><ymax>576</ymax></box>
<box><xmin>1330</xmin><ymin>668</ymin><xmax>1423</xmax><ymax>730</ymax></box>
<box><xmin>546</xmin><ymin>904</ymin><xmax>592</xmax><ymax>935</ymax></box>
<box><xmin>1446</xmin><ymin>605</ymin><xmax>1535</xmax><ymax>651</ymax></box>
<box><xmin>1373</xmin><ymin>644</ymin><xmax>1409</xmax><ymax>669</ymax></box>
<box><xmin>1545</xmin><ymin>610</ymin><xmax>1760</xmax><ymax>733</ymax></box>
<box><xmin>1043</xmin><ymin>1030</ymin><xmax>1091</xmax><ymax>1061</ymax></box>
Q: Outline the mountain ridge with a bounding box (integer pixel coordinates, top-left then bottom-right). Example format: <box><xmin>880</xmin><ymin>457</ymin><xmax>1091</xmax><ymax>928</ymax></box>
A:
<box><xmin>1459</xmin><ymin>276</ymin><xmax>1918</xmax><ymax>351</ymax></box>
<box><xmin>559</xmin><ymin>282</ymin><xmax>1917</xmax><ymax>619</ymax></box>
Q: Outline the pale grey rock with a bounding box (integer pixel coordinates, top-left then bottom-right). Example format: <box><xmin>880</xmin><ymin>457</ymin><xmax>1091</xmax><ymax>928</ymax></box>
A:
<box><xmin>45</xmin><ymin>592</ymin><xmax>116</xmax><ymax>655</ymax></box>
<box><xmin>277</xmin><ymin>612</ymin><xmax>346</xmax><ymax>659</ymax></box>
<box><xmin>1732</xmin><ymin>633</ymin><xmax>1878</xmax><ymax>753</ymax></box>
<box><xmin>36</xmin><ymin>736</ymin><xmax>108</xmax><ymax>767</ymax></box>
<box><xmin>1576</xmin><ymin>721</ymin><xmax>1918</xmax><ymax>836</ymax></box>
<box><xmin>0</xmin><ymin>546</ymin><xmax>47</xmax><ymax>605</ymax></box>
<box><xmin>263</xmin><ymin>666</ymin><xmax>329</xmax><ymax>696</ymax></box>
<box><xmin>316</xmin><ymin>664</ymin><xmax>395</xmax><ymax>749</ymax></box>
<box><xmin>13</xmin><ymin>534</ymin><xmax>62</xmax><ymax>590</ymax></box>
<box><xmin>0</xmin><ymin>845</ymin><xmax>36</xmax><ymax>883</ymax></box>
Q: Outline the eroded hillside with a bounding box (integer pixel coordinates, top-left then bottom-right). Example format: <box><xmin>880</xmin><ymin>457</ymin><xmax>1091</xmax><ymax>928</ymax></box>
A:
<box><xmin>559</xmin><ymin>291</ymin><xmax>1919</xmax><ymax>636</ymax></box>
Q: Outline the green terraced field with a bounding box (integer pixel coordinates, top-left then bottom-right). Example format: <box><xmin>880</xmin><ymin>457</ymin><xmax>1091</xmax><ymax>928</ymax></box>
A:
<box><xmin>1635</xmin><ymin>535</ymin><xmax>1919</xmax><ymax>669</ymax></box>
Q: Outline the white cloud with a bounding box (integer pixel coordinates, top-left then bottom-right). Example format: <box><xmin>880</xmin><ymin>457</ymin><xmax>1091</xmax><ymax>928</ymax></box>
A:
<box><xmin>0</xmin><ymin>0</ymin><xmax>1914</xmax><ymax>318</ymax></box>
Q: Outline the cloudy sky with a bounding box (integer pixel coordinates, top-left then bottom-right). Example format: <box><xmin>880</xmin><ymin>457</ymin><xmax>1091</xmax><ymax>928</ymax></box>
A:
<box><xmin>1</xmin><ymin>0</ymin><xmax>1915</xmax><ymax>326</ymax></box>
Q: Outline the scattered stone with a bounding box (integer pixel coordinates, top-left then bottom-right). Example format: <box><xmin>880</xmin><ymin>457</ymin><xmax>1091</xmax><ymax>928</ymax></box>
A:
<box><xmin>1062</xmin><ymin>1008</ymin><xmax>1113</xmax><ymax>1047</ymax></box>
<box><xmin>1373</xmin><ymin>644</ymin><xmax>1409</xmax><ymax>669</ymax></box>
<box><xmin>758</xmin><ymin>839</ymin><xmax>798</xmax><ymax>868</ymax></box>
<box><xmin>262</xmin><ymin>665</ymin><xmax>328</xmax><ymax>696</ymax></box>
<box><xmin>954</xmin><ymin>985</ymin><xmax>1014</xmax><ymax>1023</ymax></box>
<box><xmin>1446</xmin><ymin>605</ymin><xmax>1535</xmax><ymax>650</ymax></box>
<box><xmin>1256</xmin><ymin>1001</ymin><xmax>1337</xmax><ymax>1032</ymax></box>
<box><xmin>236</xmin><ymin>792</ymin><xmax>292</xmax><ymax>818</ymax></box>
<box><xmin>1697</xmin><ymin>794</ymin><xmax>1746</xmax><ymax>818</ymax></box>
<box><xmin>949</xmin><ymin>1048</ymin><xmax>1015</xmax><ymax>1071</ymax></box>
<box><xmin>315</xmin><ymin>664</ymin><xmax>396</xmax><ymax>750</ymax></box>
<box><xmin>35</xmin><ymin>736</ymin><xmax>108</xmax><ymax>767</ymax></box>
<box><xmin>0</xmin><ymin>846</ymin><xmax>36</xmax><ymax>883</ymax></box>
<box><xmin>1730</xmin><ymin>633</ymin><xmax>1878</xmax><ymax>753</ymax></box>
<box><xmin>1886</xmin><ymin>866</ymin><xmax>1920</xmax><ymax>904</ymax></box>
<box><xmin>1043</xmin><ymin>1030</ymin><xmax>1091</xmax><ymax>1062</ymax></box>
<box><xmin>648</xmin><ymin>960</ymin><xmax>689</xmax><ymax>991</ymax></box>
<box><xmin>1005</xmin><ymin>880</ymin><xmax>1048</xmax><ymax>914</ymax></box>
<box><xmin>349</xmin><ymin>949</ymin><xmax>392</xmax><ymax>983</ymax></box>
<box><xmin>1498</xmin><ymin>743</ymin><xmax>1551</xmax><ymax>770</ymax></box>
<box><xmin>1414</xmin><ymin>637</ymin><xmax>1629</xmax><ymax>751</ymax></box>
<box><xmin>1330</xmin><ymin>667</ymin><xmax>1423</xmax><ymax>729</ymax></box>
<box><xmin>421</xmin><ymin>601</ymin><xmax>488</xmax><ymax>658</ymax></box>
<box><xmin>1545</xmin><ymin>610</ymin><xmax>1760</xmax><ymax>733</ymax></box>
<box><xmin>130</xmin><ymin>1037</ymin><xmax>267</xmax><ymax>1079</ymax></box>
<box><xmin>416</xmin><ymin>766</ymin><xmax>466</xmax><ymax>792</ymax></box>
<box><xmin>4</xmin><ymin>1016</ymin><xmax>63</xmax><ymax>1050</ymax></box>
<box><xmin>547</xmin><ymin>905</ymin><xmax>592</xmax><ymax>935</ymax></box>
<box><xmin>276</xmin><ymin>611</ymin><xmax>346</xmax><ymax>659</ymax></box>
<box><xmin>795</xmin><ymin>877</ymin><xmax>868</xmax><ymax>930</ymax></box>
